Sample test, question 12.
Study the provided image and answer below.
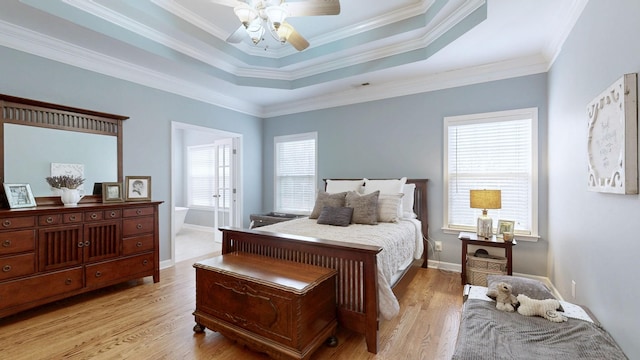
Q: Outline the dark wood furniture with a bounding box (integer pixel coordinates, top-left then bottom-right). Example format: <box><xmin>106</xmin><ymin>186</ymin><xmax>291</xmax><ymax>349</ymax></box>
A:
<box><xmin>458</xmin><ymin>231</ymin><xmax>516</xmax><ymax>285</ymax></box>
<box><xmin>193</xmin><ymin>252</ymin><xmax>337</xmax><ymax>360</ymax></box>
<box><xmin>219</xmin><ymin>178</ymin><xmax>428</xmax><ymax>354</ymax></box>
<box><xmin>0</xmin><ymin>200</ymin><xmax>162</xmax><ymax>318</ymax></box>
<box><xmin>249</xmin><ymin>212</ymin><xmax>305</xmax><ymax>228</ymax></box>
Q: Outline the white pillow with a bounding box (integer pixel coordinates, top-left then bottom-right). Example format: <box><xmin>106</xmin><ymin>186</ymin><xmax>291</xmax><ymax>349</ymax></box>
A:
<box><xmin>402</xmin><ymin>183</ymin><xmax>416</xmax><ymax>218</ymax></box>
<box><xmin>363</xmin><ymin>177</ymin><xmax>407</xmax><ymax>194</ymax></box>
<box><xmin>325</xmin><ymin>179</ymin><xmax>365</xmax><ymax>194</ymax></box>
<box><xmin>377</xmin><ymin>193</ymin><xmax>404</xmax><ymax>222</ymax></box>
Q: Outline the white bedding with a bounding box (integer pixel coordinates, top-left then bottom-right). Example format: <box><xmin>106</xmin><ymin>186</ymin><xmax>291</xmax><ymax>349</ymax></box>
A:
<box><xmin>257</xmin><ymin>217</ymin><xmax>423</xmax><ymax>320</ymax></box>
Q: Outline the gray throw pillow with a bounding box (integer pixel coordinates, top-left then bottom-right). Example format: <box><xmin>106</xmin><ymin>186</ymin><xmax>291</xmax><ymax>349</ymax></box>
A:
<box><xmin>486</xmin><ymin>275</ymin><xmax>556</xmax><ymax>300</ymax></box>
<box><xmin>317</xmin><ymin>206</ymin><xmax>353</xmax><ymax>226</ymax></box>
<box><xmin>309</xmin><ymin>191</ymin><xmax>347</xmax><ymax>219</ymax></box>
<box><xmin>345</xmin><ymin>190</ymin><xmax>379</xmax><ymax>225</ymax></box>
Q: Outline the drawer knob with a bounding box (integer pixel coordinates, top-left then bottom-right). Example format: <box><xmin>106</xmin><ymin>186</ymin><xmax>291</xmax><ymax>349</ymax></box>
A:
<box><xmin>91</xmin><ymin>213</ymin><xmax>98</xmax><ymax>220</ymax></box>
<box><xmin>136</xmin><ymin>241</ymin><xmax>143</xmax><ymax>248</ymax></box>
<box><xmin>46</xmin><ymin>217</ymin><xmax>54</xmax><ymax>224</ymax></box>
<box><xmin>95</xmin><ymin>271</ymin><xmax>102</xmax><ymax>278</ymax></box>
<box><xmin>136</xmin><ymin>209</ymin><xmax>142</xmax><ymax>215</ymax></box>
<box><xmin>109</xmin><ymin>211</ymin><xmax>117</xmax><ymax>218</ymax></box>
<box><xmin>136</xmin><ymin>224</ymin><xmax>143</xmax><ymax>230</ymax></box>
<box><xmin>78</xmin><ymin>241</ymin><xmax>84</xmax><ymax>248</ymax></box>
<box><xmin>2</xmin><ymin>265</ymin><xmax>11</xmax><ymax>272</ymax></box>
<box><xmin>84</xmin><ymin>241</ymin><xmax>91</xmax><ymax>247</ymax></box>
<box><xmin>3</xmin><ymin>220</ymin><xmax>11</xmax><ymax>227</ymax></box>
<box><xmin>65</xmin><ymin>278</ymin><xmax>73</xmax><ymax>285</ymax></box>
<box><xmin>142</xmin><ymin>259</ymin><xmax>149</xmax><ymax>265</ymax></box>
<box><xmin>2</xmin><ymin>240</ymin><xmax>10</xmax><ymax>248</ymax></box>
<box><xmin>70</xmin><ymin>215</ymin><xmax>77</xmax><ymax>221</ymax></box>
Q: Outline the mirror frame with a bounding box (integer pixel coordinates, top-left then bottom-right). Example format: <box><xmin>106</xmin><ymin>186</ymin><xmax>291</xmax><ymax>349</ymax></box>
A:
<box><xmin>0</xmin><ymin>94</ymin><xmax>128</xmax><ymax>206</ymax></box>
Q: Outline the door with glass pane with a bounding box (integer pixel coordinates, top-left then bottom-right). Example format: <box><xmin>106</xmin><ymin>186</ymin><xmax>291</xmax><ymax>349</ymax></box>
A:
<box><xmin>213</xmin><ymin>138</ymin><xmax>233</xmax><ymax>243</ymax></box>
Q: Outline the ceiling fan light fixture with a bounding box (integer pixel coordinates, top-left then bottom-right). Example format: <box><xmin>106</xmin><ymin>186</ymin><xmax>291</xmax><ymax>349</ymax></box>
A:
<box><xmin>233</xmin><ymin>3</ymin><xmax>258</xmax><ymax>28</ymax></box>
<box><xmin>245</xmin><ymin>18</ymin><xmax>265</xmax><ymax>44</ymax></box>
<box><xmin>265</xmin><ymin>5</ymin><xmax>288</xmax><ymax>30</ymax></box>
<box><xmin>276</xmin><ymin>22</ymin><xmax>294</xmax><ymax>43</ymax></box>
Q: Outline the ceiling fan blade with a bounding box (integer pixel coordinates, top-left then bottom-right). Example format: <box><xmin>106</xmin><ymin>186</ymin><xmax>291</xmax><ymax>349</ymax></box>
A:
<box><xmin>226</xmin><ymin>26</ymin><xmax>246</xmax><ymax>43</ymax></box>
<box><xmin>285</xmin><ymin>0</ymin><xmax>340</xmax><ymax>17</ymax></box>
<box><xmin>285</xmin><ymin>25</ymin><xmax>310</xmax><ymax>51</ymax></box>
<box><xmin>209</xmin><ymin>0</ymin><xmax>244</xmax><ymax>7</ymax></box>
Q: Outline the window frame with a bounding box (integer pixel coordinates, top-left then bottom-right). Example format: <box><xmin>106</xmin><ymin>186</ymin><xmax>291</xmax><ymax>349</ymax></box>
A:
<box><xmin>273</xmin><ymin>132</ymin><xmax>318</xmax><ymax>215</ymax></box>
<box><xmin>442</xmin><ymin>108</ymin><xmax>539</xmax><ymax>239</ymax></box>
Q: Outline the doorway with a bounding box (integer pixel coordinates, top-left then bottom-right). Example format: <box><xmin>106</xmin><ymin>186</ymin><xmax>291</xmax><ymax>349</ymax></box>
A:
<box><xmin>171</xmin><ymin>122</ymin><xmax>242</xmax><ymax>264</ymax></box>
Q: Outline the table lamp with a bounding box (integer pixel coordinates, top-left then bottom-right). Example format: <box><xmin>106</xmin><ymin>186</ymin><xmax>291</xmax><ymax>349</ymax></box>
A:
<box><xmin>470</xmin><ymin>189</ymin><xmax>501</xmax><ymax>238</ymax></box>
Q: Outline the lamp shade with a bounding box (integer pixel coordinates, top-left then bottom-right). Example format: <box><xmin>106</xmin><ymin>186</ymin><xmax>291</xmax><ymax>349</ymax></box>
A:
<box><xmin>470</xmin><ymin>189</ymin><xmax>501</xmax><ymax>210</ymax></box>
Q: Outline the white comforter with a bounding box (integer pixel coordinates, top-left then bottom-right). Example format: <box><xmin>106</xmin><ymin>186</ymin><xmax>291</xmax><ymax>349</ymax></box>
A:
<box><xmin>257</xmin><ymin>217</ymin><xmax>423</xmax><ymax>320</ymax></box>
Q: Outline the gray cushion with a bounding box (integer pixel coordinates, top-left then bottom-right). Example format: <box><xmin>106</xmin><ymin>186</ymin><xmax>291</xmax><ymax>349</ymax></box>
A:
<box><xmin>486</xmin><ymin>275</ymin><xmax>556</xmax><ymax>300</ymax></box>
<box><xmin>309</xmin><ymin>191</ymin><xmax>347</xmax><ymax>219</ymax></box>
<box><xmin>345</xmin><ymin>190</ymin><xmax>379</xmax><ymax>225</ymax></box>
<box><xmin>317</xmin><ymin>206</ymin><xmax>353</xmax><ymax>226</ymax></box>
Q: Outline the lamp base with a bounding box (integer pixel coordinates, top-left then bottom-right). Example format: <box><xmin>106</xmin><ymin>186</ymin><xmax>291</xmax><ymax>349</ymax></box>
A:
<box><xmin>477</xmin><ymin>215</ymin><xmax>493</xmax><ymax>238</ymax></box>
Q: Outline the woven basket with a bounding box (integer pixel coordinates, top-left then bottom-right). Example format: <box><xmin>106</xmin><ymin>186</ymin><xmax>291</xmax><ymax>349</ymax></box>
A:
<box><xmin>466</xmin><ymin>267</ymin><xmax>506</xmax><ymax>287</ymax></box>
<box><xmin>467</xmin><ymin>253</ymin><xmax>507</xmax><ymax>272</ymax></box>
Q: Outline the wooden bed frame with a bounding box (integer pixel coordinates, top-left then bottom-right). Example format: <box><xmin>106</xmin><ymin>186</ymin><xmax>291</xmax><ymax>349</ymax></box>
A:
<box><xmin>220</xmin><ymin>179</ymin><xmax>428</xmax><ymax>354</ymax></box>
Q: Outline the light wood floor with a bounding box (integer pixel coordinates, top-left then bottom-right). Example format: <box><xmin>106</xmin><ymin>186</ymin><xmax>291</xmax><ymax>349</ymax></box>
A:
<box><xmin>0</xmin><ymin>256</ymin><xmax>463</xmax><ymax>360</ymax></box>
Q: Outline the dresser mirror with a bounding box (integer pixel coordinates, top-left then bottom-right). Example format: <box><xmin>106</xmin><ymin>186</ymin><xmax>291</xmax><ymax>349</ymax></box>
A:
<box><xmin>0</xmin><ymin>94</ymin><xmax>127</xmax><ymax>202</ymax></box>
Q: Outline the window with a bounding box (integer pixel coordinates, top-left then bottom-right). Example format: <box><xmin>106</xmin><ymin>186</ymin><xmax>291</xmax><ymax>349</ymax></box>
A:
<box><xmin>187</xmin><ymin>144</ymin><xmax>216</xmax><ymax>209</ymax></box>
<box><xmin>274</xmin><ymin>132</ymin><xmax>317</xmax><ymax>214</ymax></box>
<box><xmin>444</xmin><ymin>108</ymin><xmax>538</xmax><ymax>236</ymax></box>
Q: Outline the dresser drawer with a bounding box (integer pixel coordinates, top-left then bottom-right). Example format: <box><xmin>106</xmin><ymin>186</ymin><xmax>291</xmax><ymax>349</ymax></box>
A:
<box><xmin>0</xmin><ymin>229</ymin><xmax>35</xmax><ymax>255</ymax></box>
<box><xmin>123</xmin><ymin>206</ymin><xmax>154</xmax><ymax>218</ymax></box>
<box><xmin>123</xmin><ymin>216</ymin><xmax>154</xmax><ymax>236</ymax></box>
<box><xmin>122</xmin><ymin>234</ymin><xmax>154</xmax><ymax>255</ymax></box>
<box><xmin>85</xmin><ymin>210</ymin><xmax>103</xmax><ymax>221</ymax></box>
<box><xmin>63</xmin><ymin>212</ymin><xmax>83</xmax><ymax>223</ymax></box>
<box><xmin>85</xmin><ymin>253</ymin><xmax>154</xmax><ymax>288</ymax></box>
<box><xmin>0</xmin><ymin>267</ymin><xmax>83</xmax><ymax>310</ymax></box>
<box><xmin>0</xmin><ymin>253</ymin><xmax>35</xmax><ymax>281</ymax></box>
<box><xmin>104</xmin><ymin>209</ymin><xmax>122</xmax><ymax>219</ymax></box>
<box><xmin>39</xmin><ymin>214</ymin><xmax>62</xmax><ymax>226</ymax></box>
<box><xmin>0</xmin><ymin>216</ymin><xmax>36</xmax><ymax>230</ymax></box>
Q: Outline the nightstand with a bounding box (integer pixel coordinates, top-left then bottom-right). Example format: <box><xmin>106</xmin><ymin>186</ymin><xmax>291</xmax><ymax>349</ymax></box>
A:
<box><xmin>249</xmin><ymin>212</ymin><xmax>305</xmax><ymax>228</ymax></box>
<box><xmin>458</xmin><ymin>231</ymin><xmax>517</xmax><ymax>285</ymax></box>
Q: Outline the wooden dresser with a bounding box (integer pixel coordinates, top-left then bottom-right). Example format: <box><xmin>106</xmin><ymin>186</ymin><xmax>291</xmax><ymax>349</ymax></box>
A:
<box><xmin>0</xmin><ymin>200</ymin><xmax>162</xmax><ymax>318</ymax></box>
<box><xmin>193</xmin><ymin>252</ymin><xmax>337</xmax><ymax>360</ymax></box>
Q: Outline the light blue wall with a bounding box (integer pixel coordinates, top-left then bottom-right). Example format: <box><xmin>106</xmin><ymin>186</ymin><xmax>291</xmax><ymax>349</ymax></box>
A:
<box><xmin>263</xmin><ymin>74</ymin><xmax>549</xmax><ymax>276</ymax></box>
<box><xmin>547</xmin><ymin>1</ymin><xmax>640</xmax><ymax>357</ymax></box>
<box><xmin>0</xmin><ymin>46</ymin><xmax>263</xmax><ymax>262</ymax></box>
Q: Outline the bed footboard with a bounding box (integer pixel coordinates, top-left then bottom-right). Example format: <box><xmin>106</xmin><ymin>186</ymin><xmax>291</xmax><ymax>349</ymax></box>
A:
<box><xmin>221</xmin><ymin>227</ymin><xmax>383</xmax><ymax>354</ymax></box>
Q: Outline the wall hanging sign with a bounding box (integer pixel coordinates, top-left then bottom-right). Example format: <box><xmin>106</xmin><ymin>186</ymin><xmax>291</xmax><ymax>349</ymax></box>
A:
<box><xmin>587</xmin><ymin>73</ymin><xmax>638</xmax><ymax>194</ymax></box>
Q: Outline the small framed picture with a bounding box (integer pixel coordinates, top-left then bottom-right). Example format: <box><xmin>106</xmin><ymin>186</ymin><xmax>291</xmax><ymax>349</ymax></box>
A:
<box><xmin>102</xmin><ymin>182</ymin><xmax>124</xmax><ymax>203</ymax></box>
<box><xmin>3</xmin><ymin>183</ymin><xmax>37</xmax><ymax>208</ymax></box>
<box><xmin>125</xmin><ymin>176</ymin><xmax>151</xmax><ymax>201</ymax></box>
<box><xmin>496</xmin><ymin>219</ymin><xmax>515</xmax><ymax>237</ymax></box>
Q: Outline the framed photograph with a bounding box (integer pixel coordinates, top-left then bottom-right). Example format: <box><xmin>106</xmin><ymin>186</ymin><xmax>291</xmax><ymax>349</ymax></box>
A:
<box><xmin>496</xmin><ymin>220</ymin><xmax>515</xmax><ymax>237</ymax></box>
<box><xmin>102</xmin><ymin>182</ymin><xmax>124</xmax><ymax>203</ymax></box>
<box><xmin>3</xmin><ymin>183</ymin><xmax>37</xmax><ymax>208</ymax></box>
<box><xmin>125</xmin><ymin>176</ymin><xmax>151</xmax><ymax>201</ymax></box>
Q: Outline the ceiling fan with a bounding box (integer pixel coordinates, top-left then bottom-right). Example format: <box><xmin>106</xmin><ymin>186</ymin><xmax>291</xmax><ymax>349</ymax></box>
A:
<box><xmin>212</xmin><ymin>0</ymin><xmax>341</xmax><ymax>51</ymax></box>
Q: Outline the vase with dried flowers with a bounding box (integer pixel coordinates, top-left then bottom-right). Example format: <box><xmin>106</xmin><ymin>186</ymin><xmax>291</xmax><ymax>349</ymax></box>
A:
<box><xmin>45</xmin><ymin>175</ymin><xmax>86</xmax><ymax>206</ymax></box>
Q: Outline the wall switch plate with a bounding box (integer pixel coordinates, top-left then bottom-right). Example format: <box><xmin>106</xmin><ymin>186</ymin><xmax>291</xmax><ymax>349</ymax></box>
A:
<box><xmin>435</xmin><ymin>241</ymin><xmax>442</xmax><ymax>252</ymax></box>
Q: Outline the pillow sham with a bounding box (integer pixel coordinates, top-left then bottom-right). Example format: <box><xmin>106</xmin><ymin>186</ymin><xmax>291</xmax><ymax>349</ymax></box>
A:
<box><xmin>363</xmin><ymin>177</ymin><xmax>407</xmax><ymax>195</ymax></box>
<box><xmin>402</xmin><ymin>183</ymin><xmax>416</xmax><ymax>217</ymax></box>
<box><xmin>345</xmin><ymin>190</ymin><xmax>379</xmax><ymax>225</ymax></box>
<box><xmin>309</xmin><ymin>191</ymin><xmax>347</xmax><ymax>219</ymax></box>
<box><xmin>325</xmin><ymin>179</ymin><xmax>365</xmax><ymax>194</ymax></box>
<box><xmin>486</xmin><ymin>275</ymin><xmax>556</xmax><ymax>301</ymax></box>
<box><xmin>377</xmin><ymin>193</ymin><xmax>404</xmax><ymax>222</ymax></box>
<box><xmin>316</xmin><ymin>206</ymin><xmax>353</xmax><ymax>226</ymax></box>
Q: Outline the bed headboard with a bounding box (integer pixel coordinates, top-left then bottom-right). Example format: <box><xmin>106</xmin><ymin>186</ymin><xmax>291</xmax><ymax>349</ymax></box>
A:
<box><xmin>323</xmin><ymin>178</ymin><xmax>429</xmax><ymax>239</ymax></box>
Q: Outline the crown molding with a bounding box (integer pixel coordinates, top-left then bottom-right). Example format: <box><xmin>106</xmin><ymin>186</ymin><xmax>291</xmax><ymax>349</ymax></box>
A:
<box><xmin>0</xmin><ymin>20</ymin><xmax>262</xmax><ymax>116</ymax></box>
<box><xmin>544</xmin><ymin>0</ymin><xmax>588</xmax><ymax>67</ymax></box>
<box><xmin>262</xmin><ymin>55</ymin><xmax>550</xmax><ymax>118</ymax></box>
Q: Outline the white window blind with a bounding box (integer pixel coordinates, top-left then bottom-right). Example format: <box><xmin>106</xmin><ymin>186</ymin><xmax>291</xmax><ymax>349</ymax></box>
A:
<box><xmin>444</xmin><ymin>108</ymin><xmax>538</xmax><ymax>236</ymax></box>
<box><xmin>187</xmin><ymin>144</ymin><xmax>216</xmax><ymax>208</ymax></box>
<box><xmin>274</xmin><ymin>132</ymin><xmax>317</xmax><ymax>214</ymax></box>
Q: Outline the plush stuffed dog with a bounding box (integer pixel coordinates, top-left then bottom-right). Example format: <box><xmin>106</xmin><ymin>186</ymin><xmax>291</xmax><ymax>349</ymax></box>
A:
<box><xmin>516</xmin><ymin>294</ymin><xmax>567</xmax><ymax>322</ymax></box>
<box><xmin>495</xmin><ymin>282</ymin><xmax>518</xmax><ymax>312</ymax></box>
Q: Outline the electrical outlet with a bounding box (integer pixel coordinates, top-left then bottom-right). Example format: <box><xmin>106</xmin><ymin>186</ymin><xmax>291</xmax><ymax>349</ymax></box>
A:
<box><xmin>435</xmin><ymin>241</ymin><xmax>443</xmax><ymax>252</ymax></box>
<box><xmin>571</xmin><ymin>280</ymin><xmax>576</xmax><ymax>298</ymax></box>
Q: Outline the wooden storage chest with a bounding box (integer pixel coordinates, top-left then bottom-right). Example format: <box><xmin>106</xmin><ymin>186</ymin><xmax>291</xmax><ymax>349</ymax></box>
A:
<box><xmin>193</xmin><ymin>252</ymin><xmax>337</xmax><ymax>360</ymax></box>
